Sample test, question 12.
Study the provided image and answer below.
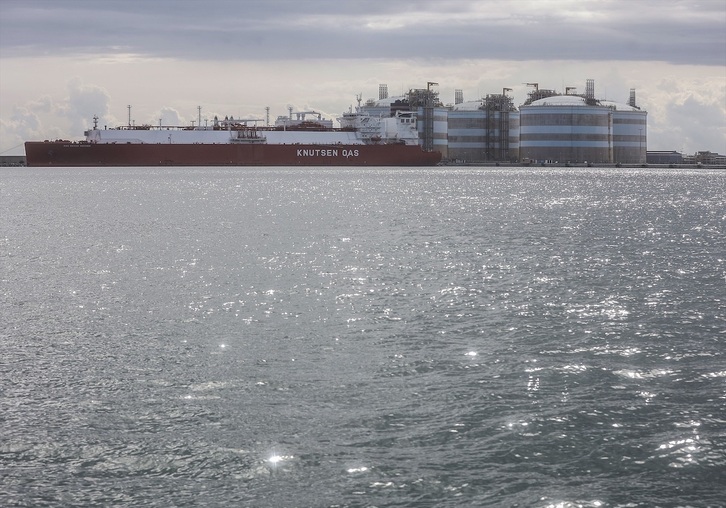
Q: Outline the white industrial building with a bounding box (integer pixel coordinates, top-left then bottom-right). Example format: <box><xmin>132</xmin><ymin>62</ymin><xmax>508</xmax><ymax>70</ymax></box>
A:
<box><xmin>360</xmin><ymin>79</ymin><xmax>647</xmax><ymax>164</ymax></box>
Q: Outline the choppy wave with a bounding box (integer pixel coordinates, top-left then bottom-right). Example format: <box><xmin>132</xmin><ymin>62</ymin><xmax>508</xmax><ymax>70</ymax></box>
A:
<box><xmin>2</xmin><ymin>167</ymin><xmax>725</xmax><ymax>507</ymax></box>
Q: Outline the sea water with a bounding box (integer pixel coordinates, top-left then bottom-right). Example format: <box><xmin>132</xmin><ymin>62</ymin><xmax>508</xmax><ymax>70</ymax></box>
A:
<box><xmin>1</xmin><ymin>167</ymin><xmax>725</xmax><ymax>507</ymax></box>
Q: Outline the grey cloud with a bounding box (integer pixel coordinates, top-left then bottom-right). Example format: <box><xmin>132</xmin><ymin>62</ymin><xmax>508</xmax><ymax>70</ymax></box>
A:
<box><xmin>1</xmin><ymin>0</ymin><xmax>724</xmax><ymax>65</ymax></box>
<box><xmin>661</xmin><ymin>95</ymin><xmax>726</xmax><ymax>153</ymax></box>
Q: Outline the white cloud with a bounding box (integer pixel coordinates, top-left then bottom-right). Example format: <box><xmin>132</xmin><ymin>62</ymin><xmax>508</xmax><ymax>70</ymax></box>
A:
<box><xmin>0</xmin><ymin>77</ymin><xmax>121</xmax><ymax>153</ymax></box>
<box><xmin>157</xmin><ymin>107</ymin><xmax>185</xmax><ymax>128</ymax></box>
<box><xmin>64</xmin><ymin>78</ymin><xmax>115</xmax><ymax>135</ymax></box>
<box><xmin>648</xmin><ymin>80</ymin><xmax>726</xmax><ymax>153</ymax></box>
<box><xmin>0</xmin><ymin>107</ymin><xmax>42</xmax><ymax>151</ymax></box>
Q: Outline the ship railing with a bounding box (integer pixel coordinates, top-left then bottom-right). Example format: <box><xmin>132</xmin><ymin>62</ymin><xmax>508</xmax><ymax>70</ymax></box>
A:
<box><xmin>113</xmin><ymin>125</ymin><xmax>216</xmax><ymax>132</ymax></box>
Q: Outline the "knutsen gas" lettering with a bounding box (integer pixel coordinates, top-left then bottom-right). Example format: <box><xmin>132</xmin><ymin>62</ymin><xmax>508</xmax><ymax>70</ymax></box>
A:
<box><xmin>296</xmin><ymin>149</ymin><xmax>359</xmax><ymax>158</ymax></box>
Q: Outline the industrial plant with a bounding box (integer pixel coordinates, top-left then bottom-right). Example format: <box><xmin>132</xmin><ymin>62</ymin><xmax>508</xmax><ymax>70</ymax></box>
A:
<box><xmin>359</xmin><ymin>79</ymin><xmax>648</xmax><ymax>164</ymax></box>
<box><xmin>13</xmin><ymin>78</ymin><xmax>725</xmax><ymax>167</ymax></box>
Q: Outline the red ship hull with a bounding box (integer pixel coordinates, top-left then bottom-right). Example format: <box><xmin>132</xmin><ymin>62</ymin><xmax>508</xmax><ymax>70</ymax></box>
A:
<box><xmin>24</xmin><ymin>141</ymin><xmax>441</xmax><ymax>167</ymax></box>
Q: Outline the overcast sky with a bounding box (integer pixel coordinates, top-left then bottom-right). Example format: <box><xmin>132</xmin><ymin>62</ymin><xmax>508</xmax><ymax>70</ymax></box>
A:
<box><xmin>1</xmin><ymin>0</ymin><xmax>725</xmax><ymax>155</ymax></box>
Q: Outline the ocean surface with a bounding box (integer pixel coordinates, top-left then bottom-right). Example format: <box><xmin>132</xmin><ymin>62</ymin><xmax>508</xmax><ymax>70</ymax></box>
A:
<box><xmin>1</xmin><ymin>166</ymin><xmax>725</xmax><ymax>507</ymax></box>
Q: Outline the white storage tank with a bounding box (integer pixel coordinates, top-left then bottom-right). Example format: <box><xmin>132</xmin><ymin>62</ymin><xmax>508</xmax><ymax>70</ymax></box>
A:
<box><xmin>508</xmin><ymin>111</ymin><xmax>520</xmax><ymax>162</ymax></box>
<box><xmin>446</xmin><ymin>96</ymin><xmax>517</xmax><ymax>162</ymax></box>
<box><xmin>432</xmin><ymin>107</ymin><xmax>449</xmax><ymax>159</ymax></box>
<box><xmin>519</xmin><ymin>95</ymin><xmax>613</xmax><ymax>163</ymax></box>
<box><xmin>602</xmin><ymin>100</ymin><xmax>647</xmax><ymax>163</ymax></box>
<box><xmin>447</xmin><ymin>101</ymin><xmax>486</xmax><ymax>161</ymax></box>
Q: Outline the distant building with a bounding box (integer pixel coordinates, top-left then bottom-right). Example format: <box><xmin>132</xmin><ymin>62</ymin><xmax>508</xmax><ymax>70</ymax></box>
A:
<box><xmin>647</xmin><ymin>151</ymin><xmax>683</xmax><ymax>164</ymax></box>
<box><xmin>686</xmin><ymin>151</ymin><xmax>726</xmax><ymax>165</ymax></box>
<box><xmin>0</xmin><ymin>155</ymin><xmax>26</xmax><ymax>166</ymax></box>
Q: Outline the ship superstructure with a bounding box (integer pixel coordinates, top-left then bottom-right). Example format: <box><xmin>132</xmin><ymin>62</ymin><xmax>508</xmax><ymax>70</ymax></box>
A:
<box><xmin>82</xmin><ymin>108</ymin><xmax>421</xmax><ymax>147</ymax></box>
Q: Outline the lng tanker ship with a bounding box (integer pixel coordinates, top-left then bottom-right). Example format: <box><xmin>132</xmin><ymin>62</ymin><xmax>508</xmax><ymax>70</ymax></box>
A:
<box><xmin>24</xmin><ymin>108</ymin><xmax>441</xmax><ymax>167</ymax></box>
